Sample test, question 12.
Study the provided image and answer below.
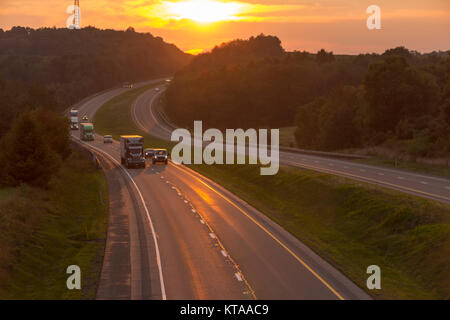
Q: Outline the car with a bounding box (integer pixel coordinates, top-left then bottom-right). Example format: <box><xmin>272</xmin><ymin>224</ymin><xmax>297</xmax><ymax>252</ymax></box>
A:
<box><xmin>82</xmin><ymin>115</ymin><xmax>88</xmax><ymax>121</ymax></box>
<box><xmin>144</xmin><ymin>148</ymin><xmax>154</xmax><ymax>159</ymax></box>
<box><xmin>152</xmin><ymin>149</ymin><xmax>168</xmax><ymax>165</ymax></box>
<box><xmin>103</xmin><ymin>135</ymin><xmax>113</xmax><ymax>144</ymax></box>
<box><xmin>123</xmin><ymin>82</ymin><xmax>133</xmax><ymax>88</ymax></box>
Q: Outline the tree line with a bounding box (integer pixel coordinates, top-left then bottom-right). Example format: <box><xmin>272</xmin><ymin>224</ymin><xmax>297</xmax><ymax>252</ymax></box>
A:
<box><xmin>166</xmin><ymin>35</ymin><xmax>449</xmax><ymax>157</ymax></box>
<box><xmin>0</xmin><ymin>77</ymin><xmax>71</xmax><ymax>187</ymax></box>
<box><xmin>0</xmin><ymin>26</ymin><xmax>191</xmax><ymax>187</ymax></box>
<box><xmin>0</xmin><ymin>26</ymin><xmax>190</xmax><ymax>112</ymax></box>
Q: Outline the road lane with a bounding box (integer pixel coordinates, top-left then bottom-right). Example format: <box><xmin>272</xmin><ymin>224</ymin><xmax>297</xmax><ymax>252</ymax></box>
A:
<box><xmin>72</xmin><ymin>81</ymin><xmax>371</xmax><ymax>300</ymax></box>
<box><xmin>132</xmin><ymin>85</ymin><xmax>450</xmax><ymax>204</ymax></box>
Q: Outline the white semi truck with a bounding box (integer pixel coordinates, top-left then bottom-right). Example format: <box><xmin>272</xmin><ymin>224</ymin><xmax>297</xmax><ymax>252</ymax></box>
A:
<box><xmin>69</xmin><ymin>109</ymin><xmax>79</xmax><ymax>130</ymax></box>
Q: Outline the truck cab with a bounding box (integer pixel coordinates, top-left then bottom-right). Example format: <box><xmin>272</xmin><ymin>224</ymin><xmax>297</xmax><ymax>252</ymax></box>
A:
<box><xmin>80</xmin><ymin>123</ymin><xmax>95</xmax><ymax>141</ymax></box>
<box><xmin>70</xmin><ymin>109</ymin><xmax>79</xmax><ymax>117</ymax></box>
<box><xmin>70</xmin><ymin>116</ymin><xmax>79</xmax><ymax>130</ymax></box>
<box><xmin>120</xmin><ymin>135</ymin><xmax>145</xmax><ymax>168</ymax></box>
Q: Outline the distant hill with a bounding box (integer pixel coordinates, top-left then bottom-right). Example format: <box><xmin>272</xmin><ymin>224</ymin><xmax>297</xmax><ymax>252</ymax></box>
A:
<box><xmin>184</xmin><ymin>34</ymin><xmax>284</xmax><ymax>71</ymax></box>
<box><xmin>0</xmin><ymin>26</ymin><xmax>191</xmax><ymax>109</ymax></box>
<box><xmin>166</xmin><ymin>35</ymin><xmax>449</xmax><ymax>156</ymax></box>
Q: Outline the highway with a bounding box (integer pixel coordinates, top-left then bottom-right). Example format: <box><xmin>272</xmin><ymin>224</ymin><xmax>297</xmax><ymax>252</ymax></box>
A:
<box><xmin>71</xmin><ymin>81</ymin><xmax>371</xmax><ymax>300</ymax></box>
<box><xmin>132</xmin><ymin>86</ymin><xmax>450</xmax><ymax>204</ymax></box>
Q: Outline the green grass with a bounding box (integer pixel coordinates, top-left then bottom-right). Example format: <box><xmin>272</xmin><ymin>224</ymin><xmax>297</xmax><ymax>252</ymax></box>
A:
<box><xmin>94</xmin><ymin>86</ymin><xmax>450</xmax><ymax>300</ymax></box>
<box><xmin>0</xmin><ymin>149</ymin><xmax>109</xmax><ymax>299</ymax></box>
<box><xmin>94</xmin><ymin>82</ymin><xmax>170</xmax><ymax>149</ymax></box>
<box><xmin>189</xmin><ymin>164</ymin><xmax>450</xmax><ymax>300</ymax></box>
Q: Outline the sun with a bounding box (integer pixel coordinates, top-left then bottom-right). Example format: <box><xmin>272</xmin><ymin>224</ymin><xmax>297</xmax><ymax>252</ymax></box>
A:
<box><xmin>162</xmin><ymin>0</ymin><xmax>245</xmax><ymax>23</ymax></box>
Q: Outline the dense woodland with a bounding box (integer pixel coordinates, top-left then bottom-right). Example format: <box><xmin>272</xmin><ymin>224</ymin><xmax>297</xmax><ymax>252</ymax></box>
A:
<box><xmin>0</xmin><ymin>26</ymin><xmax>190</xmax><ymax>111</ymax></box>
<box><xmin>0</xmin><ymin>26</ymin><xmax>190</xmax><ymax>187</ymax></box>
<box><xmin>166</xmin><ymin>35</ymin><xmax>450</xmax><ymax>157</ymax></box>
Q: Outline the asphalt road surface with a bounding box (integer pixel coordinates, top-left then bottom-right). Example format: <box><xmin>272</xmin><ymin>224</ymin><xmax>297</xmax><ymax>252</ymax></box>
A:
<box><xmin>132</xmin><ymin>85</ymin><xmax>450</xmax><ymax>204</ymax></box>
<box><xmin>71</xmin><ymin>81</ymin><xmax>371</xmax><ymax>300</ymax></box>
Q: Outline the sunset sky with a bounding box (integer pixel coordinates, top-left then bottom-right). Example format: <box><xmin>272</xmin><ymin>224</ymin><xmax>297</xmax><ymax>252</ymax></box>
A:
<box><xmin>1</xmin><ymin>0</ymin><xmax>449</xmax><ymax>54</ymax></box>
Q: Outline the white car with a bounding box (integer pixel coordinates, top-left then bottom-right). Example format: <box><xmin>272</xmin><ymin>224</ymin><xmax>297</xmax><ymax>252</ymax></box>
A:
<box><xmin>103</xmin><ymin>135</ymin><xmax>113</xmax><ymax>144</ymax></box>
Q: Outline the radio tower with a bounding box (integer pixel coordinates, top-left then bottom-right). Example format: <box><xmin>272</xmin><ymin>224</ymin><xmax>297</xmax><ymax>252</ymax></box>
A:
<box><xmin>73</xmin><ymin>0</ymin><xmax>81</xmax><ymax>29</ymax></box>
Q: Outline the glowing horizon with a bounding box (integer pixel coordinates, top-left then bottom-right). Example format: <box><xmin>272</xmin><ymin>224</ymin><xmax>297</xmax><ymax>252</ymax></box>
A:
<box><xmin>0</xmin><ymin>0</ymin><xmax>449</xmax><ymax>54</ymax></box>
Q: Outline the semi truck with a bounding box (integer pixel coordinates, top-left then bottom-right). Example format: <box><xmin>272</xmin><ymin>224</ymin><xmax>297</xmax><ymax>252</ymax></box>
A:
<box><xmin>80</xmin><ymin>123</ymin><xmax>95</xmax><ymax>141</ymax></box>
<box><xmin>120</xmin><ymin>135</ymin><xmax>145</xmax><ymax>168</ymax></box>
<box><xmin>70</xmin><ymin>116</ymin><xmax>79</xmax><ymax>130</ymax></box>
<box><xmin>69</xmin><ymin>109</ymin><xmax>79</xmax><ymax>130</ymax></box>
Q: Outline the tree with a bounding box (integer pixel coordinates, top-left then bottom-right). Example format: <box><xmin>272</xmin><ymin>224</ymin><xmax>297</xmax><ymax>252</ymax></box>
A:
<box><xmin>316</xmin><ymin>86</ymin><xmax>362</xmax><ymax>150</ymax></box>
<box><xmin>294</xmin><ymin>98</ymin><xmax>325</xmax><ymax>149</ymax></box>
<box><xmin>1</xmin><ymin>112</ymin><xmax>60</xmax><ymax>187</ymax></box>
<box><xmin>34</xmin><ymin>109</ymin><xmax>71</xmax><ymax>159</ymax></box>
<box><xmin>383</xmin><ymin>46</ymin><xmax>411</xmax><ymax>58</ymax></box>
<box><xmin>316</xmin><ymin>49</ymin><xmax>335</xmax><ymax>64</ymax></box>
<box><xmin>363</xmin><ymin>56</ymin><xmax>439</xmax><ymax>132</ymax></box>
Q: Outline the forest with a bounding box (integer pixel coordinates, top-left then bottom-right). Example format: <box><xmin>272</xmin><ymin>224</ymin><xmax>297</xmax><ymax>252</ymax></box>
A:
<box><xmin>165</xmin><ymin>35</ymin><xmax>450</xmax><ymax>157</ymax></box>
<box><xmin>0</xmin><ymin>26</ymin><xmax>190</xmax><ymax>112</ymax></box>
<box><xmin>0</xmin><ymin>26</ymin><xmax>191</xmax><ymax>187</ymax></box>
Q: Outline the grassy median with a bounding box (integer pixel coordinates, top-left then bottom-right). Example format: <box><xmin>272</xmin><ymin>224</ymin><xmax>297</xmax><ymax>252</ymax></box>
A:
<box><xmin>0</xmin><ymin>148</ymin><xmax>109</xmax><ymax>299</ymax></box>
<box><xmin>94</xmin><ymin>85</ymin><xmax>450</xmax><ymax>300</ymax></box>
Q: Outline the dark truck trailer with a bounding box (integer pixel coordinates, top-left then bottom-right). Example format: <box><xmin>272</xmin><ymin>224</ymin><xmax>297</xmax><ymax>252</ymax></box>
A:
<box><xmin>120</xmin><ymin>135</ymin><xmax>146</xmax><ymax>168</ymax></box>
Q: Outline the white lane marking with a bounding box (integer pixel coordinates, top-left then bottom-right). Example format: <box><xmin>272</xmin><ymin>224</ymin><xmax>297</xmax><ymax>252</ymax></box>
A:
<box><xmin>421</xmin><ymin>181</ymin><xmax>428</xmax><ymax>185</ymax></box>
<box><xmin>398</xmin><ymin>176</ymin><xmax>405</xmax><ymax>179</ymax></box>
<box><xmin>200</xmin><ymin>219</ymin><xmax>205</xmax><ymax>224</ymax></box>
<box><xmin>377</xmin><ymin>173</ymin><xmax>385</xmax><ymax>176</ymax></box>
<box><xmin>74</xmin><ymin>139</ymin><xmax>167</xmax><ymax>300</ymax></box>
<box><xmin>171</xmin><ymin>186</ymin><xmax>175</xmax><ymax>189</ymax></box>
<box><xmin>171</xmin><ymin>163</ymin><xmax>345</xmax><ymax>300</ymax></box>
<box><xmin>446</xmin><ymin>186</ymin><xmax>450</xmax><ymax>190</ymax></box>
<box><xmin>235</xmin><ymin>273</ymin><xmax>243</xmax><ymax>281</ymax></box>
<box><xmin>209</xmin><ymin>233</ymin><xmax>216</xmax><ymax>239</ymax></box>
<box><xmin>221</xmin><ymin>250</ymin><xmax>228</xmax><ymax>257</ymax></box>
<box><xmin>178</xmin><ymin>193</ymin><xmax>182</xmax><ymax>196</ymax></box>
<box><xmin>192</xmin><ymin>209</ymin><xmax>196</xmax><ymax>213</ymax></box>
<box><xmin>184</xmin><ymin>200</ymin><xmax>188</xmax><ymax>203</ymax></box>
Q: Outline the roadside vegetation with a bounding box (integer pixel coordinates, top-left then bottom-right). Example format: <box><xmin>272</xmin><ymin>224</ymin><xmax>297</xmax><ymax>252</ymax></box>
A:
<box><xmin>166</xmin><ymin>35</ymin><xmax>450</xmax><ymax>162</ymax></box>
<box><xmin>0</xmin><ymin>63</ymin><xmax>110</xmax><ymax>299</ymax></box>
<box><xmin>96</xmin><ymin>85</ymin><xmax>450</xmax><ymax>299</ymax></box>
<box><xmin>0</xmin><ymin>148</ymin><xmax>109</xmax><ymax>299</ymax></box>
